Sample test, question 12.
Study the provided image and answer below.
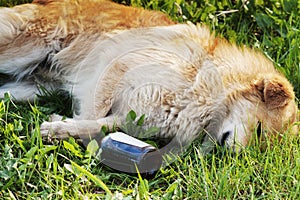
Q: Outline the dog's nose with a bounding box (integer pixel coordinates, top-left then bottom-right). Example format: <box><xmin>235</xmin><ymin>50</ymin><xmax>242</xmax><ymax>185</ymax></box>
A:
<box><xmin>219</xmin><ymin>131</ymin><xmax>231</xmax><ymax>146</ymax></box>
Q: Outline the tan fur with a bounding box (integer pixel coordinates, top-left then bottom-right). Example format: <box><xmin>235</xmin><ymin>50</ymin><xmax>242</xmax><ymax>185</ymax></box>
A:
<box><xmin>0</xmin><ymin>0</ymin><xmax>298</xmax><ymax>152</ymax></box>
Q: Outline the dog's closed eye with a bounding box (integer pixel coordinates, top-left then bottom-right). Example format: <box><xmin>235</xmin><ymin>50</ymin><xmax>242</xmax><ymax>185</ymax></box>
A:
<box><xmin>256</xmin><ymin>122</ymin><xmax>262</xmax><ymax>138</ymax></box>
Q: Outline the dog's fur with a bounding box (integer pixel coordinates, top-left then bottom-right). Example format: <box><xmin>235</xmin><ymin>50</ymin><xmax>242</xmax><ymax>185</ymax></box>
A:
<box><xmin>0</xmin><ymin>0</ymin><xmax>298</xmax><ymax>151</ymax></box>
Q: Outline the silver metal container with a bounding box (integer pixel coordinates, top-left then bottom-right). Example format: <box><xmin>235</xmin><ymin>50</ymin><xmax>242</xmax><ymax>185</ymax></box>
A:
<box><xmin>100</xmin><ymin>132</ymin><xmax>162</xmax><ymax>176</ymax></box>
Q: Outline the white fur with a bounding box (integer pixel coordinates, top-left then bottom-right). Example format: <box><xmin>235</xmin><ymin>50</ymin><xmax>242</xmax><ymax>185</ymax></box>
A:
<box><xmin>0</xmin><ymin>82</ymin><xmax>38</xmax><ymax>101</ymax></box>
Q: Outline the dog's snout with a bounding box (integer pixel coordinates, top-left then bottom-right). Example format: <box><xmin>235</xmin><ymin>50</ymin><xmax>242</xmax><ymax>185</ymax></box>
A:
<box><xmin>219</xmin><ymin>131</ymin><xmax>231</xmax><ymax>146</ymax></box>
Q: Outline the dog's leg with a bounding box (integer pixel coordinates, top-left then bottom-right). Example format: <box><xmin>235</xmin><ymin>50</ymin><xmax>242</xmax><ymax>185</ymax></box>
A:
<box><xmin>0</xmin><ymin>81</ymin><xmax>39</xmax><ymax>101</ymax></box>
<box><xmin>40</xmin><ymin>116</ymin><xmax>119</xmax><ymax>141</ymax></box>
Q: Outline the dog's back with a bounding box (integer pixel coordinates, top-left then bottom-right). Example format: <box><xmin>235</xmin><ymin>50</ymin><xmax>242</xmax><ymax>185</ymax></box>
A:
<box><xmin>0</xmin><ymin>0</ymin><xmax>174</xmax><ymax>77</ymax></box>
<box><xmin>0</xmin><ymin>0</ymin><xmax>175</xmax><ymax>99</ymax></box>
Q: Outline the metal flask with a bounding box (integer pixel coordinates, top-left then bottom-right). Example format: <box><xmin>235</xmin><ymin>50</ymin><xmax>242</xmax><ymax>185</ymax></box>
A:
<box><xmin>100</xmin><ymin>132</ymin><xmax>162</xmax><ymax>176</ymax></box>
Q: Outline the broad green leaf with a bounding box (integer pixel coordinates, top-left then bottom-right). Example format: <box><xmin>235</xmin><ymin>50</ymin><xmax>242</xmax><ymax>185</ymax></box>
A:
<box><xmin>85</xmin><ymin>139</ymin><xmax>99</xmax><ymax>157</ymax></box>
<box><xmin>137</xmin><ymin>114</ymin><xmax>145</xmax><ymax>126</ymax></box>
<box><xmin>126</xmin><ymin>110</ymin><xmax>137</xmax><ymax>122</ymax></box>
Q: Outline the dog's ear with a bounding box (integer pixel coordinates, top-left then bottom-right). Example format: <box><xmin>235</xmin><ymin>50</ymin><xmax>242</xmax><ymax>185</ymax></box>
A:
<box><xmin>254</xmin><ymin>76</ymin><xmax>294</xmax><ymax>110</ymax></box>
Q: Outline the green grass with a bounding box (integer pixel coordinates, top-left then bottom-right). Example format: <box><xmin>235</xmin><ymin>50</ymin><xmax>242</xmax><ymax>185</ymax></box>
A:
<box><xmin>0</xmin><ymin>0</ymin><xmax>30</xmax><ymax>6</ymax></box>
<box><xmin>1</xmin><ymin>0</ymin><xmax>300</xmax><ymax>199</ymax></box>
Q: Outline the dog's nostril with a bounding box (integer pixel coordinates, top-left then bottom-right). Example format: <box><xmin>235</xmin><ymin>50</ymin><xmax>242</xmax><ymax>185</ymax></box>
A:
<box><xmin>219</xmin><ymin>131</ymin><xmax>231</xmax><ymax>146</ymax></box>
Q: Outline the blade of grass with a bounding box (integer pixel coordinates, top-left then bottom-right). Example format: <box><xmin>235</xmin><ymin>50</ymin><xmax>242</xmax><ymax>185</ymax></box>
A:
<box><xmin>70</xmin><ymin>161</ymin><xmax>112</xmax><ymax>196</ymax></box>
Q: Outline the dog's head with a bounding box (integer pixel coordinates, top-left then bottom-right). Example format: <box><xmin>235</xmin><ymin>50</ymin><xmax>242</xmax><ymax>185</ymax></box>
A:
<box><xmin>213</xmin><ymin>73</ymin><xmax>298</xmax><ymax>151</ymax></box>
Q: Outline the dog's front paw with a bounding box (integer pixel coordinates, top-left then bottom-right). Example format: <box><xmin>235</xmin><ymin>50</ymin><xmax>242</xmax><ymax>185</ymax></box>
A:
<box><xmin>40</xmin><ymin>118</ymin><xmax>107</xmax><ymax>142</ymax></box>
<box><xmin>40</xmin><ymin>120</ymin><xmax>76</xmax><ymax>141</ymax></box>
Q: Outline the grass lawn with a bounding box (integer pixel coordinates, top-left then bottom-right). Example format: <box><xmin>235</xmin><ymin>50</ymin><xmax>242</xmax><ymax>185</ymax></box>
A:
<box><xmin>0</xmin><ymin>0</ymin><xmax>300</xmax><ymax>199</ymax></box>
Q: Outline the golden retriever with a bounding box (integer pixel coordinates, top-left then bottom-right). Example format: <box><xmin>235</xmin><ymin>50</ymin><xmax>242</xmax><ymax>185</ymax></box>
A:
<box><xmin>0</xmin><ymin>0</ymin><xmax>298</xmax><ymax>153</ymax></box>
